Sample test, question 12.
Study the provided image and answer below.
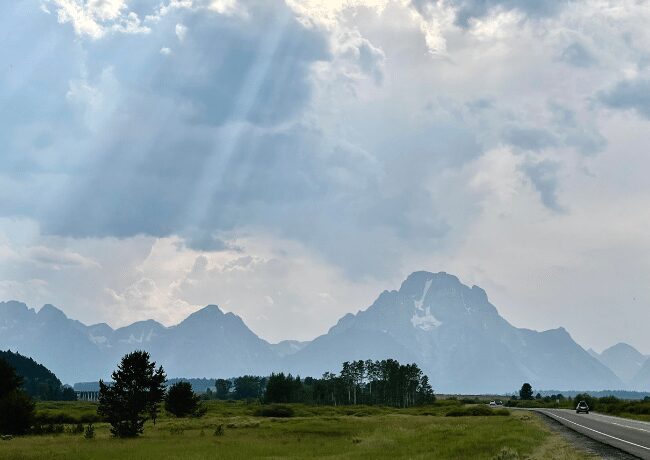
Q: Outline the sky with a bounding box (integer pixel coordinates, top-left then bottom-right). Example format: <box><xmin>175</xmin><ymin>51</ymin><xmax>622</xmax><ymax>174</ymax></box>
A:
<box><xmin>1</xmin><ymin>0</ymin><xmax>649</xmax><ymax>353</ymax></box>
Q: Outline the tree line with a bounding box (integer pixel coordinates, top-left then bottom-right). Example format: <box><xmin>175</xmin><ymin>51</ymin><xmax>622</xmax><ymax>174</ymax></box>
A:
<box><xmin>227</xmin><ymin>359</ymin><xmax>435</xmax><ymax>407</ymax></box>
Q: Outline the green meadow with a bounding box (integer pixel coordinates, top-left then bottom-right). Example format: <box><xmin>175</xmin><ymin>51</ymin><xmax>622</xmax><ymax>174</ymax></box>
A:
<box><xmin>1</xmin><ymin>400</ymin><xmax>593</xmax><ymax>459</ymax></box>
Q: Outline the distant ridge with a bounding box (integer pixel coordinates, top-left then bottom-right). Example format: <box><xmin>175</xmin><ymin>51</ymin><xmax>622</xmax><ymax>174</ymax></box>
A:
<box><xmin>597</xmin><ymin>343</ymin><xmax>648</xmax><ymax>384</ymax></box>
<box><xmin>0</xmin><ymin>271</ymin><xmax>627</xmax><ymax>392</ymax></box>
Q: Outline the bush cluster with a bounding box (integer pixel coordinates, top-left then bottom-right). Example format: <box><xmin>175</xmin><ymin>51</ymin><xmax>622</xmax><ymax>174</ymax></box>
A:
<box><xmin>34</xmin><ymin>412</ymin><xmax>101</xmax><ymax>425</ymax></box>
<box><xmin>446</xmin><ymin>406</ymin><xmax>510</xmax><ymax>417</ymax></box>
<box><xmin>254</xmin><ymin>405</ymin><xmax>295</xmax><ymax>418</ymax></box>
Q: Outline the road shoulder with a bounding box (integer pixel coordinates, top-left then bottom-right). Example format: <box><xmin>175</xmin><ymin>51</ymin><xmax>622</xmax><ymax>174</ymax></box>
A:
<box><xmin>534</xmin><ymin>411</ymin><xmax>640</xmax><ymax>460</ymax></box>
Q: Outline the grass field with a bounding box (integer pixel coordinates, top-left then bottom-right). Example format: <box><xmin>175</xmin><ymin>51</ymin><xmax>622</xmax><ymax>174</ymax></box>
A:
<box><xmin>0</xmin><ymin>401</ymin><xmax>593</xmax><ymax>459</ymax></box>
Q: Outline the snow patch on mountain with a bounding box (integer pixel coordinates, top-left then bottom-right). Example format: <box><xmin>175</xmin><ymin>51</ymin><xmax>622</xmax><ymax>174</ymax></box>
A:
<box><xmin>89</xmin><ymin>335</ymin><xmax>108</xmax><ymax>345</ymax></box>
<box><xmin>411</xmin><ymin>307</ymin><xmax>442</xmax><ymax>331</ymax></box>
<box><xmin>414</xmin><ymin>279</ymin><xmax>432</xmax><ymax>311</ymax></box>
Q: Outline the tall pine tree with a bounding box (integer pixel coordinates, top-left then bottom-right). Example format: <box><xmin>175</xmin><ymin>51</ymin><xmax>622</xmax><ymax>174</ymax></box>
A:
<box><xmin>98</xmin><ymin>351</ymin><xmax>166</xmax><ymax>437</ymax></box>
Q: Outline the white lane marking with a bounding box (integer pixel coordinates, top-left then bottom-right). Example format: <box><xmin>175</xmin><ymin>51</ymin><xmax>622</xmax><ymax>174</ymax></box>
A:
<box><xmin>585</xmin><ymin>412</ymin><xmax>650</xmax><ymax>431</ymax></box>
<box><xmin>541</xmin><ymin>411</ymin><xmax>650</xmax><ymax>452</ymax></box>
<box><xmin>584</xmin><ymin>413</ymin><xmax>650</xmax><ymax>433</ymax></box>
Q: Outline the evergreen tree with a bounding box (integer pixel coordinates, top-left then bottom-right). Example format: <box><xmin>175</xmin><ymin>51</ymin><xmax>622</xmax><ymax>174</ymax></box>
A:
<box><xmin>265</xmin><ymin>373</ymin><xmax>291</xmax><ymax>403</ymax></box>
<box><xmin>0</xmin><ymin>358</ymin><xmax>35</xmax><ymax>435</ymax></box>
<box><xmin>97</xmin><ymin>351</ymin><xmax>166</xmax><ymax>437</ymax></box>
<box><xmin>61</xmin><ymin>386</ymin><xmax>77</xmax><ymax>401</ymax></box>
<box><xmin>519</xmin><ymin>383</ymin><xmax>534</xmax><ymax>401</ymax></box>
<box><xmin>0</xmin><ymin>358</ymin><xmax>22</xmax><ymax>397</ymax></box>
<box><xmin>165</xmin><ymin>382</ymin><xmax>205</xmax><ymax>417</ymax></box>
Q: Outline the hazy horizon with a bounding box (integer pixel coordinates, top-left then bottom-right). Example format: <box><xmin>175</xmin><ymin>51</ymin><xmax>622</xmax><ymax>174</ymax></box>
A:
<box><xmin>2</xmin><ymin>0</ymin><xmax>650</xmax><ymax>353</ymax></box>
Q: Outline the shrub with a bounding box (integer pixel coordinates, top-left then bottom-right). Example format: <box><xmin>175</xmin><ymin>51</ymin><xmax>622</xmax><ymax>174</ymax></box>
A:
<box><xmin>254</xmin><ymin>405</ymin><xmax>295</xmax><ymax>418</ymax></box>
<box><xmin>68</xmin><ymin>423</ymin><xmax>84</xmax><ymax>434</ymax></box>
<box><xmin>214</xmin><ymin>424</ymin><xmax>224</xmax><ymax>436</ymax></box>
<box><xmin>165</xmin><ymin>382</ymin><xmax>205</xmax><ymax>418</ymax></box>
<box><xmin>31</xmin><ymin>424</ymin><xmax>64</xmax><ymax>435</ymax></box>
<box><xmin>34</xmin><ymin>412</ymin><xmax>101</xmax><ymax>425</ymax></box>
<box><xmin>446</xmin><ymin>405</ymin><xmax>510</xmax><ymax>417</ymax></box>
<box><xmin>168</xmin><ymin>425</ymin><xmax>184</xmax><ymax>435</ymax></box>
<box><xmin>226</xmin><ymin>420</ymin><xmax>260</xmax><ymax>429</ymax></box>
<box><xmin>84</xmin><ymin>424</ymin><xmax>95</xmax><ymax>439</ymax></box>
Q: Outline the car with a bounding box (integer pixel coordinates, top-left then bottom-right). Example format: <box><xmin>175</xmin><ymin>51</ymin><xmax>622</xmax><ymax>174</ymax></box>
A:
<box><xmin>489</xmin><ymin>401</ymin><xmax>497</xmax><ymax>407</ymax></box>
<box><xmin>576</xmin><ymin>400</ymin><xmax>589</xmax><ymax>414</ymax></box>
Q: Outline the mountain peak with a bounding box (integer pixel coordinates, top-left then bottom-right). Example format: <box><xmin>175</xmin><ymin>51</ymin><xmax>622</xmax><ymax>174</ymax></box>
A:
<box><xmin>179</xmin><ymin>304</ymin><xmax>229</xmax><ymax>327</ymax></box>
<box><xmin>197</xmin><ymin>304</ymin><xmax>225</xmax><ymax>315</ymax></box>
<box><xmin>602</xmin><ymin>342</ymin><xmax>643</xmax><ymax>356</ymax></box>
<box><xmin>599</xmin><ymin>342</ymin><xmax>647</xmax><ymax>383</ymax></box>
<box><xmin>399</xmin><ymin>271</ymin><xmax>460</xmax><ymax>293</ymax></box>
<box><xmin>0</xmin><ymin>301</ymin><xmax>34</xmax><ymax>320</ymax></box>
<box><xmin>37</xmin><ymin>304</ymin><xmax>68</xmax><ymax>321</ymax></box>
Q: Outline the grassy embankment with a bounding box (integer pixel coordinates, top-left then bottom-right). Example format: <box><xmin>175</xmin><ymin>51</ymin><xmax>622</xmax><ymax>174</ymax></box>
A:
<box><xmin>0</xmin><ymin>400</ymin><xmax>594</xmax><ymax>459</ymax></box>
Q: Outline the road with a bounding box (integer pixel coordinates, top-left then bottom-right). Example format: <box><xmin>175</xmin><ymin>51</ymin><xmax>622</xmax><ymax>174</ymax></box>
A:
<box><xmin>534</xmin><ymin>409</ymin><xmax>650</xmax><ymax>459</ymax></box>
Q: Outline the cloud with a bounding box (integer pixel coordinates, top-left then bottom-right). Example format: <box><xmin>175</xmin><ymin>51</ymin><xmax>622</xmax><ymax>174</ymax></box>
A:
<box><xmin>0</xmin><ymin>0</ymin><xmax>611</xmax><ymax>280</ymax></box>
<box><xmin>179</xmin><ymin>231</ymin><xmax>242</xmax><ymax>253</ymax></box>
<box><xmin>49</xmin><ymin>0</ymin><xmax>149</xmax><ymax>38</ymax></box>
<box><xmin>27</xmin><ymin>246</ymin><xmax>101</xmax><ymax>270</ymax></box>
<box><xmin>174</xmin><ymin>22</ymin><xmax>187</xmax><ymax>41</ymax></box>
<box><xmin>503</xmin><ymin>126</ymin><xmax>557</xmax><ymax>151</ymax></box>
<box><xmin>599</xmin><ymin>78</ymin><xmax>650</xmax><ymax>119</ymax></box>
<box><xmin>559</xmin><ymin>42</ymin><xmax>596</xmax><ymax>68</ymax></box>
<box><xmin>411</xmin><ymin>0</ymin><xmax>567</xmax><ymax>27</ymax></box>
<box><xmin>334</xmin><ymin>29</ymin><xmax>386</xmax><ymax>83</ymax></box>
<box><xmin>521</xmin><ymin>159</ymin><xmax>564</xmax><ymax>212</ymax></box>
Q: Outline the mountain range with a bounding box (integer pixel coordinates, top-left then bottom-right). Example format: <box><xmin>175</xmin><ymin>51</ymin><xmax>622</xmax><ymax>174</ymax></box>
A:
<box><xmin>1</xmin><ymin>271</ymin><xmax>647</xmax><ymax>393</ymax></box>
<box><xmin>588</xmin><ymin>343</ymin><xmax>649</xmax><ymax>390</ymax></box>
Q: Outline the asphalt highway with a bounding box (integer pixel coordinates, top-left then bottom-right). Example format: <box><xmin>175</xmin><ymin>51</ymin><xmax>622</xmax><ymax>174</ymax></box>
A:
<box><xmin>534</xmin><ymin>409</ymin><xmax>650</xmax><ymax>459</ymax></box>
